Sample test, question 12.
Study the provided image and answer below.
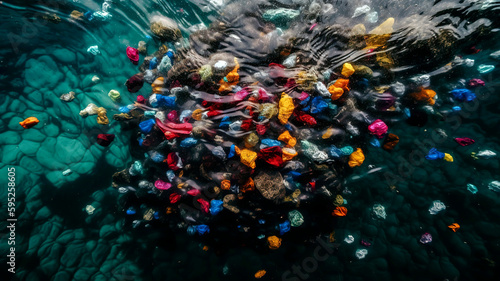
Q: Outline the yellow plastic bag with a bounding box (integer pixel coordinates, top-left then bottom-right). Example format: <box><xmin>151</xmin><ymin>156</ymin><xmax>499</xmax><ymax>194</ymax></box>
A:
<box><xmin>278</xmin><ymin>93</ymin><xmax>294</xmax><ymax>124</ymax></box>
<box><xmin>240</xmin><ymin>149</ymin><xmax>257</xmax><ymax>169</ymax></box>
<box><xmin>341</xmin><ymin>63</ymin><xmax>355</xmax><ymax>77</ymax></box>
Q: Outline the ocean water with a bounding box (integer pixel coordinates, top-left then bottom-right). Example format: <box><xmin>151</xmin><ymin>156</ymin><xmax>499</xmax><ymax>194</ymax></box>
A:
<box><xmin>0</xmin><ymin>0</ymin><xmax>500</xmax><ymax>280</ymax></box>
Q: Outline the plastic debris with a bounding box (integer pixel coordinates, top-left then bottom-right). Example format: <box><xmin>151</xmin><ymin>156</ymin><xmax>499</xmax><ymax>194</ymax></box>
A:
<box><xmin>85</xmin><ymin>205</ymin><xmax>95</xmax><ymax>215</ymax></box>
<box><xmin>87</xmin><ymin>45</ymin><xmax>100</xmax><ymax>55</ymax></box>
<box><xmin>365</xmin><ymin>11</ymin><xmax>378</xmax><ymax>23</ymax></box>
<box><xmin>372</xmin><ymin>204</ymin><xmax>387</xmax><ymax>219</ymax></box>
<box><xmin>60</xmin><ymin>91</ymin><xmax>75</xmax><ymax>102</ymax></box>
<box><xmin>62</xmin><ymin>169</ymin><xmax>72</xmax><ymax>176</ymax></box>
<box><xmin>344</xmin><ymin>235</ymin><xmax>355</xmax><ymax>244</ymax></box>
<box><xmin>448</xmin><ymin>223</ymin><xmax>460</xmax><ymax>232</ymax></box>
<box><xmin>267</xmin><ymin>235</ymin><xmax>282</xmax><ymax>249</ymax></box>
<box><xmin>19</xmin><ymin>117</ymin><xmax>39</xmax><ymax>129</ymax></box>
<box><xmin>425</xmin><ymin>148</ymin><xmax>445</xmax><ymax>160</ymax></box>
<box><xmin>288</xmin><ymin>210</ymin><xmax>304</xmax><ymax>227</ymax></box>
<box><xmin>348</xmin><ymin>148</ymin><xmax>365</xmax><ymax>167</ymax></box>
<box><xmin>419</xmin><ymin>233</ymin><xmax>432</xmax><ymax>244</ymax></box>
<box><xmin>383</xmin><ymin>133</ymin><xmax>399</xmax><ymax>150</ymax></box>
<box><xmin>454</xmin><ymin>137</ymin><xmax>474</xmax><ymax>146</ymax></box>
<box><xmin>352</xmin><ymin>5</ymin><xmax>371</xmax><ymax>18</ymax></box>
<box><xmin>450</xmin><ymin>89</ymin><xmax>476</xmax><ymax>102</ymax></box>
<box><xmin>97</xmin><ymin>134</ymin><xmax>115</xmax><ymax>147</ymax></box>
<box><xmin>341</xmin><ymin>63</ymin><xmax>355</xmax><ymax>77</ymax></box>
<box><xmin>262</xmin><ymin>8</ymin><xmax>300</xmax><ymax>25</ymax></box>
<box><xmin>355</xmin><ymin>249</ymin><xmax>368</xmax><ymax>259</ymax></box>
<box><xmin>429</xmin><ymin>200</ymin><xmax>446</xmax><ymax>215</ymax></box>
<box><xmin>472</xmin><ymin>150</ymin><xmax>497</xmax><ymax>159</ymax></box>
<box><xmin>254</xmin><ymin>270</ymin><xmax>266</xmax><ymax>279</ymax></box>
<box><xmin>126</xmin><ymin>46</ymin><xmax>139</xmax><ymax>65</ymax></box>
<box><xmin>332</xmin><ymin>206</ymin><xmax>347</xmax><ymax>217</ymax></box>
<box><xmin>467</xmin><ymin>183</ymin><xmax>478</xmax><ymax>194</ymax></box>
<box><xmin>368</xmin><ymin>119</ymin><xmax>388</xmax><ymax>138</ymax></box>
<box><xmin>489</xmin><ymin>181</ymin><xmax>500</xmax><ymax>192</ymax></box>
<box><xmin>126</xmin><ymin>73</ymin><xmax>145</xmax><ymax>93</ymax></box>
<box><xmin>478</xmin><ymin>64</ymin><xmax>495</xmax><ymax>74</ymax></box>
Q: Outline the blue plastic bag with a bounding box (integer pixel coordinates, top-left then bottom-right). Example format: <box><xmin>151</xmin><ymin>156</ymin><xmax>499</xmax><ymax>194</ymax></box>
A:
<box><xmin>279</xmin><ymin>220</ymin><xmax>291</xmax><ymax>235</ymax></box>
<box><xmin>139</xmin><ymin>119</ymin><xmax>156</xmax><ymax>134</ymax></box>
<box><xmin>310</xmin><ymin>96</ymin><xmax>328</xmax><ymax>114</ymax></box>
<box><xmin>425</xmin><ymin>148</ymin><xmax>445</xmax><ymax>160</ymax></box>
<box><xmin>210</xmin><ymin>200</ymin><xmax>224</xmax><ymax>215</ymax></box>
<box><xmin>450</xmin><ymin>89</ymin><xmax>476</xmax><ymax>102</ymax></box>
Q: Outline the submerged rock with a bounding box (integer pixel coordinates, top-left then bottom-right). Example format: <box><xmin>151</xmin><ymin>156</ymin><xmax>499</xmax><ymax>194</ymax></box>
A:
<box><xmin>150</xmin><ymin>15</ymin><xmax>182</xmax><ymax>41</ymax></box>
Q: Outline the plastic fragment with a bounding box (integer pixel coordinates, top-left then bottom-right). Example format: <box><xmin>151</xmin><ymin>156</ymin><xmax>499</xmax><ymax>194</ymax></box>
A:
<box><xmin>126</xmin><ymin>46</ymin><xmax>139</xmax><ymax>64</ymax></box>
<box><xmin>344</xmin><ymin>235</ymin><xmax>355</xmax><ymax>244</ymax></box>
<box><xmin>87</xmin><ymin>45</ymin><xmax>100</xmax><ymax>55</ymax></box>
<box><xmin>450</xmin><ymin>89</ymin><xmax>476</xmax><ymax>102</ymax></box>
<box><xmin>80</xmin><ymin>103</ymin><xmax>99</xmax><ymax>117</ymax></box>
<box><xmin>425</xmin><ymin>148</ymin><xmax>445</xmax><ymax>160</ymax></box>
<box><xmin>60</xmin><ymin>91</ymin><xmax>75</xmax><ymax>102</ymax></box>
<box><xmin>62</xmin><ymin>169</ymin><xmax>72</xmax><ymax>176</ymax></box>
<box><xmin>278</xmin><ymin>92</ymin><xmax>294</xmax><ymax>124</ymax></box>
<box><xmin>348</xmin><ymin>148</ymin><xmax>365</xmax><ymax>168</ymax></box>
<box><xmin>383</xmin><ymin>133</ymin><xmax>399</xmax><ymax>150</ymax></box>
<box><xmin>341</xmin><ymin>63</ymin><xmax>355</xmax><ymax>77</ymax></box>
<box><xmin>467</xmin><ymin>183</ymin><xmax>478</xmax><ymax>194</ymax></box>
<box><xmin>448</xmin><ymin>223</ymin><xmax>460</xmax><ymax>232</ymax></box>
<box><xmin>478</xmin><ymin>64</ymin><xmax>495</xmax><ymax>73</ymax></box>
<box><xmin>368</xmin><ymin>119</ymin><xmax>388</xmax><ymax>138</ymax></box>
<box><xmin>332</xmin><ymin>206</ymin><xmax>347</xmax><ymax>217</ymax></box>
<box><xmin>454</xmin><ymin>137</ymin><xmax>474</xmax><ymax>146</ymax></box>
<box><xmin>372</xmin><ymin>204</ymin><xmax>386</xmax><ymax>219</ymax></box>
<box><xmin>355</xmin><ymin>249</ymin><xmax>368</xmax><ymax>259</ymax></box>
<box><xmin>108</xmin><ymin>89</ymin><xmax>121</xmax><ymax>102</ymax></box>
<box><xmin>267</xmin><ymin>236</ymin><xmax>282</xmax><ymax>249</ymax></box>
<box><xmin>352</xmin><ymin>5</ymin><xmax>371</xmax><ymax>18</ymax></box>
<box><xmin>419</xmin><ymin>233</ymin><xmax>432</xmax><ymax>244</ymax></box>
<box><xmin>255</xmin><ymin>270</ymin><xmax>266</xmax><ymax>279</ymax></box>
<box><xmin>19</xmin><ymin>117</ymin><xmax>39</xmax><ymax>129</ymax></box>
<box><xmin>262</xmin><ymin>8</ymin><xmax>300</xmax><ymax>25</ymax></box>
<box><xmin>429</xmin><ymin>200</ymin><xmax>446</xmax><ymax>215</ymax></box>
<box><xmin>489</xmin><ymin>181</ymin><xmax>500</xmax><ymax>192</ymax></box>
<box><xmin>85</xmin><ymin>205</ymin><xmax>95</xmax><ymax>215</ymax></box>
<box><xmin>279</xmin><ymin>220</ymin><xmax>291</xmax><ymax>235</ymax></box>
<box><xmin>288</xmin><ymin>210</ymin><xmax>304</xmax><ymax>227</ymax></box>
<box><xmin>97</xmin><ymin>134</ymin><xmax>115</xmax><ymax>147</ymax></box>
<box><xmin>443</xmin><ymin>153</ymin><xmax>453</xmax><ymax>162</ymax></box>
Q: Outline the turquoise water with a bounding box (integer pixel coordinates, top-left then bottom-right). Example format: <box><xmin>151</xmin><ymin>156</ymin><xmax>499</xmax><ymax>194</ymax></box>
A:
<box><xmin>1</xmin><ymin>0</ymin><xmax>500</xmax><ymax>280</ymax></box>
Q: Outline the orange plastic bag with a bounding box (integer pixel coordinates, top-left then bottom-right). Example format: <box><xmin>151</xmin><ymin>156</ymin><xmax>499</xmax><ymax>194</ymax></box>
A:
<box><xmin>278</xmin><ymin>130</ymin><xmax>296</xmax><ymax>147</ymax></box>
<box><xmin>221</xmin><ymin>180</ymin><xmax>231</xmax><ymax>190</ymax></box>
<box><xmin>268</xmin><ymin>235</ymin><xmax>282</xmax><ymax>249</ymax></box>
<box><xmin>348</xmin><ymin>148</ymin><xmax>365</xmax><ymax>168</ymax></box>
<box><xmin>332</xmin><ymin>206</ymin><xmax>348</xmax><ymax>217</ymax></box>
<box><xmin>19</xmin><ymin>117</ymin><xmax>39</xmax><ymax>129</ymax></box>
<box><xmin>409</xmin><ymin>88</ymin><xmax>436</xmax><ymax>105</ymax></box>
<box><xmin>219</xmin><ymin>58</ymin><xmax>240</xmax><ymax>92</ymax></box>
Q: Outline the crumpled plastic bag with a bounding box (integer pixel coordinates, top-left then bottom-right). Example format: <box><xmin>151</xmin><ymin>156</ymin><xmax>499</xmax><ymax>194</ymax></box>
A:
<box><xmin>348</xmin><ymin>148</ymin><xmax>365</xmax><ymax>167</ymax></box>
<box><xmin>278</xmin><ymin>92</ymin><xmax>295</xmax><ymax>124</ymax></box>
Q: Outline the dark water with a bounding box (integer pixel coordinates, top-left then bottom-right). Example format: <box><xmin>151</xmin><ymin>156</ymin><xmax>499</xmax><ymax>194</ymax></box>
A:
<box><xmin>1</xmin><ymin>0</ymin><xmax>500</xmax><ymax>280</ymax></box>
